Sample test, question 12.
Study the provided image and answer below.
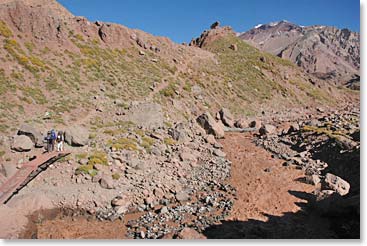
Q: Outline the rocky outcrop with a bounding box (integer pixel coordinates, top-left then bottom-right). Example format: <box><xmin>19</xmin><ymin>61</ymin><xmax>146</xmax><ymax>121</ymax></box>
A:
<box><xmin>219</xmin><ymin>108</ymin><xmax>234</xmax><ymax>128</ymax></box>
<box><xmin>11</xmin><ymin>135</ymin><xmax>33</xmax><ymax>152</ymax></box>
<box><xmin>125</xmin><ymin>102</ymin><xmax>164</xmax><ymax>130</ymax></box>
<box><xmin>197</xmin><ymin>112</ymin><xmax>225</xmax><ymax>139</ymax></box>
<box><xmin>189</xmin><ymin>24</ymin><xmax>235</xmax><ymax>48</ymax></box>
<box><xmin>17</xmin><ymin>124</ymin><xmax>43</xmax><ymax>147</ymax></box>
<box><xmin>324</xmin><ymin>173</ymin><xmax>350</xmax><ymax>196</ymax></box>
<box><xmin>65</xmin><ymin>126</ymin><xmax>89</xmax><ymax>146</ymax></box>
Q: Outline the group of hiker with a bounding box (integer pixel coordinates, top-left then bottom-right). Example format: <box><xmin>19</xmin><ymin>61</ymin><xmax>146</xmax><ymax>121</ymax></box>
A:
<box><xmin>45</xmin><ymin>129</ymin><xmax>65</xmax><ymax>153</ymax></box>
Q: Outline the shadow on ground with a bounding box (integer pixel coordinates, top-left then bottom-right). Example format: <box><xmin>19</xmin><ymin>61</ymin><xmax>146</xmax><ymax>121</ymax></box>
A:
<box><xmin>203</xmin><ymin>190</ymin><xmax>360</xmax><ymax>239</ymax></box>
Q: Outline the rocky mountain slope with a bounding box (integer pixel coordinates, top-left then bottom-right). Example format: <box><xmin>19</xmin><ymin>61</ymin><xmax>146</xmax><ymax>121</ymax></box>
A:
<box><xmin>0</xmin><ymin>0</ymin><xmax>360</xmax><ymax>239</ymax></box>
<box><xmin>239</xmin><ymin>21</ymin><xmax>360</xmax><ymax>87</ymax></box>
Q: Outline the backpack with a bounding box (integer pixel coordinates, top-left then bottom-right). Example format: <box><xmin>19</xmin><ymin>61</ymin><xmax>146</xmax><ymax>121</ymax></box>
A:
<box><xmin>51</xmin><ymin>130</ymin><xmax>56</xmax><ymax>140</ymax></box>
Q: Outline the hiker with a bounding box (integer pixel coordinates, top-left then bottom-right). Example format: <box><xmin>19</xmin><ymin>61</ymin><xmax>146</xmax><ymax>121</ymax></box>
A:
<box><xmin>50</xmin><ymin>129</ymin><xmax>57</xmax><ymax>152</ymax></box>
<box><xmin>45</xmin><ymin>131</ymin><xmax>53</xmax><ymax>152</ymax></box>
<box><xmin>56</xmin><ymin>131</ymin><xmax>64</xmax><ymax>152</ymax></box>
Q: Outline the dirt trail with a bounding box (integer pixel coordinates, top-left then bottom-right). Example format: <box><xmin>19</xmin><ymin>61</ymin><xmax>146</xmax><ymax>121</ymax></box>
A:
<box><xmin>220</xmin><ymin>132</ymin><xmax>314</xmax><ymax>221</ymax></box>
<box><xmin>208</xmin><ymin>132</ymin><xmax>335</xmax><ymax>238</ymax></box>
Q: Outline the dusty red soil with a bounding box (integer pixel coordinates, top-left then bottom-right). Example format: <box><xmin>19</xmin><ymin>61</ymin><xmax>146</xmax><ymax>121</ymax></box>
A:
<box><xmin>221</xmin><ymin>132</ymin><xmax>315</xmax><ymax>222</ymax></box>
<box><xmin>205</xmin><ymin>132</ymin><xmax>336</xmax><ymax>238</ymax></box>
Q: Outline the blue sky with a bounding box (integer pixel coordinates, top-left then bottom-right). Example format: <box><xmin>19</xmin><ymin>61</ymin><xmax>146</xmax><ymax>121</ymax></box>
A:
<box><xmin>58</xmin><ymin>0</ymin><xmax>360</xmax><ymax>43</ymax></box>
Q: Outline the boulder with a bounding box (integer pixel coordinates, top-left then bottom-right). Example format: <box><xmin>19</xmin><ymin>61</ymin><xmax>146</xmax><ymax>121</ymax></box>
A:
<box><xmin>324</xmin><ymin>173</ymin><xmax>350</xmax><ymax>196</ymax></box>
<box><xmin>213</xmin><ymin>149</ymin><xmax>226</xmax><ymax>158</ymax></box>
<box><xmin>197</xmin><ymin>112</ymin><xmax>224</xmax><ymax>139</ymax></box>
<box><xmin>259</xmin><ymin>124</ymin><xmax>277</xmax><ymax>136</ymax></box>
<box><xmin>205</xmin><ymin>135</ymin><xmax>217</xmax><ymax>145</ymax></box>
<box><xmin>210</xmin><ymin>21</ymin><xmax>220</xmax><ymax>29</ymax></box>
<box><xmin>288</xmin><ymin>123</ymin><xmax>300</xmax><ymax>133</ymax></box>
<box><xmin>65</xmin><ymin>126</ymin><xmax>89</xmax><ymax>146</ymax></box>
<box><xmin>17</xmin><ymin>124</ymin><xmax>43</xmax><ymax>147</ymax></box>
<box><xmin>177</xmin><ymin>228</ymin><xmax>206</xmax><ymax>239</ymax></box>
<box><xmin>305</xmin><ymin>174</ymin><xmax>321</xmax><ymax>186</ymax></box>
<box><xmin>176</xmin><ymin>191</ymin><xmax>190</xmax><ymax>203</ymax></box>
<box><xmin>219</xmin><ymin>108</ymin><xmax>234</xmax><ymax>127</ymax></box>
<box><xmin>100</xmin><ymin>175</ymin><xmax>114</xmax><ymax>189</ymax></box>
<box><xmin>249</xmin><ymin>120</ymin><xmax>262</xmax><ymax>129</ymax></box>
<box><xmin>234</xmin><ymin>118</ymin><xmax>249</xmax><ymax>129</ymax></box>
<box><xmin>169</xmin><ymin>123</ymin><xmax>190</xmax><ymax>143</ymax></box>
<box><xmin>125</xmin><ymin>102</ymin><xmax>164</xmax><ymax>129</ymax></box>
<box><xmin>11</xmin><ymin>135</ymin><xmax>33</xmax><ymax>152</ymax></box>
<box><xmin>229</xmin><ymin>44</ymin><xmax>238</xmax><ymax>51</ymax></box>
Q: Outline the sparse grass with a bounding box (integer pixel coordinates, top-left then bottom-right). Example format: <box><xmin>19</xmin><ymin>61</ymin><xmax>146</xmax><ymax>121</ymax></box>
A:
<box><xmin>160</xmin><ymin>82</ymin><xmax>178</xmax><ymax>97</ymax></box>
<box><xmin>164</xmin><ymin>137</ymin><xmax>176</xmax><ymax>146</ymax></box>
<box><xmin>0</xmin><ymin>69</ymin><xmax>16</xmax><ymax>95</ymax></box>
<box><xmin>25</xmin><ymin>42</ymin><xmax>35</xmax><ymax>53</ymax></box>
<box><xmin>0</xmin><ymin>150</ymin><xmax>5</xmax><ymax>158</ymax></box>
<box><xmin>112</xmin><ymin>173</ymin><xmax>121</xmax><ymax>180</ymax></box>
<box><xmin>75</xmin><ymin>153</ymin><xmax>88</xmax><ymax>160</ymax></box>
<box><xmin>108</xmin><ymin>138</ymin><xmax>139</xmax><ymax>151</ymax></box>
<box><xmin>20</xmin><ymin>86</ymin><xmax>47</xmax><ymax>104</ymax></box>
<box><xmin>75</xmin><ymin>164</ymin><xmax>97</xmax><ymax>176</ymax></box>
<box><xmin>0</xmin><ymin>21</ymin><xmax>13</xmax><ymax>38</ymax></box>
<box><xmin>87</xmin><ymin>151</ymin><xmax>108</xmax><ymax>166</ymax></box>
<box><xmin>140</xmin><ymin>136</ymin><xmax>155</xmax><ymax>152</ymax></box>
<box><xmin>302</xmin><ymin>125</ymin><xmax>348</xmax><ymax>139</ymax></box>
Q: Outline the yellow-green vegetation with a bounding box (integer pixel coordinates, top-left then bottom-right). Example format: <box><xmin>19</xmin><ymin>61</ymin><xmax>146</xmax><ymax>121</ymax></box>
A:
<box><xmin>108</xmin><ymin>138</ymin><xmax>139</xmax><ymax>151</ymax></box>
<box><xmin>87</xmin><ymin>151</ymin><xmax>108</xmax><ymax>166</ymax></box>
<box><xmin>75</xmin><ymin>164</ymin><xmax>98</xmax><ymax>177</ymax></box>
<box><xmin>160</xmin><ymin>82</ymin><xmax>178</xmax><ymax>97</ymax></box>
<box><xmin>289</xmin><ymin>79</ymin><xmax>332</xmax><ymax>103</ymax></box>
<box><xmin>0</xmin><ymin>69</ymin><xmax>16</xmax><ymax>95</ymax></box>
<box><xmin>75</xmin><ymin>152</ymin><xmax>88</xmax><ymax>160</ymax></box>
<box><xmin>140</xmin><ymin>136</ymin><xmax>155</xmax><ymax>152</ymax></box>
<box><xmin>183</xmin><ymin>81</ymin><xmax>192</xmax><ymax>92</ymax></box>
<box><xmin>302</xmin><ymin>125</ymin><xmax>349</xmax><ymax>140</ymax></box>
<box><xmin>74</xmin><ymin>34</ymin><xmax>84</xmax><ymax>42</ymax></box>
<box><xmin>0</xmin><ymin>150</ymin><xmax>5</xmax><ymax>158</ymax></box>
<box><xmin>24</xmin><ymin>42</ymin><xmax>35</xmax><ymax>53</ymax></box>
<box><xmin>3</xmin><ymin>39</ymin><xmax>45</xmax><ymax>74</ymax></box>
<box><xmin>112</xmin><ymin>173</ymin><xmax>121</xmax><ymax>180</ymax></box>
<box><xmin>20</xmin><ymin>86</ymin><xmax>47</xmax><ymax>104</ymax></box>
<box><xmin>164</xmin><ymin>137</ymin><xmax>176</xmax><ymax>146</ymax></box>
<box><xmin>0</xmin><ymin>21</ymin><xmax>13</xmax><ymax>38</ymax></box>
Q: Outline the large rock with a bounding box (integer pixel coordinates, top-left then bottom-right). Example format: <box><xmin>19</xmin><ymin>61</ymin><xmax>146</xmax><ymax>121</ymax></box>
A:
<box><xmin>11</xmin><ymin>135</ymin><xmax>33</xmax><ymax>152</ymax></box>
<box><xmin>324</xmin><ymin>173</ymin><xmax>350</xmax><ymax>196</ymax></box>
<box><xmin>100</xmin><ymin>174</ymin><xmax>115</xmax><ymax>189</ymax></box>
<box><xmin>259</xmin><ymin>124</ymin><xmax>277</xmax><ymax>135</ymax></box>
<box><xmin>65</xmin><ymin>126</ymin><xmax>89</xmax><ymax>146</ymax></box>
<box><xmin>197</xmin><ymin>112</ymin><xmax>224</xmax><ymax>139</ymax></box>
<box><xmin>234</xmin><ymin>118</ymin><xmax>249</xmax><ymax>129</ymax></box>
<box><xmin>169</xmin><ymin>123</ymin><xmax>190</xmax><ymax>143</ymax></box>
<box><xmin>125</xmin><ymin>102</ymin><xmax>164</xmax><ymax>129</ymax></box>
<box><xmin>219</xmin><ymin>108</ymin><xmax>234</xmax><ymax>127</ymax></box>
<box><xmin>249</xmin><ymin>120</ymin><xmax>262</xmax><ymax>129</ymax></box>
<box><xmin>17</xmin><ymin>124</ymin><xmax>44</xmax><ymax>147</ymax></box>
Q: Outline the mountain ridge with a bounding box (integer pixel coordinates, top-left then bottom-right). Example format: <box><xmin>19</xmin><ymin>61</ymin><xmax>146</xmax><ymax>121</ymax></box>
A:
<box><xmin>239</xmin><ymin>20</ymin><xmax>360</xmax><ymax>86</ymax></box>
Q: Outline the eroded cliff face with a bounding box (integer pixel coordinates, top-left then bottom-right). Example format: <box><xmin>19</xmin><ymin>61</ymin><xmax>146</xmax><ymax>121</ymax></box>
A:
<box><xmin>239</xmin><ymin>21</ymin><xmax>360</xmax><ymax>86</ymax></box>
